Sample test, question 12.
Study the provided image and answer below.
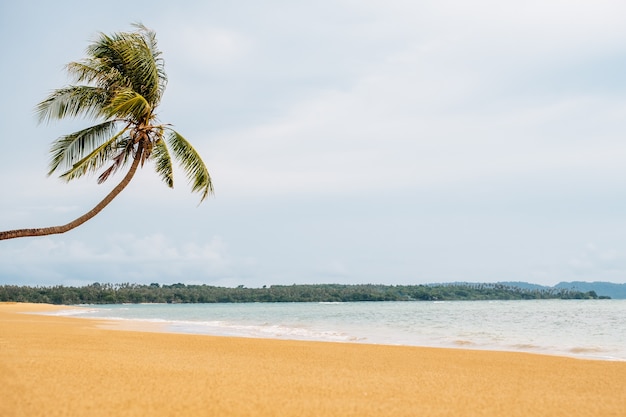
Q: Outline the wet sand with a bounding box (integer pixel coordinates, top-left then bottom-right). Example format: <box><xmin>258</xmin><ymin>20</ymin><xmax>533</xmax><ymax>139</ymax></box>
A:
<box><xmin>2</xmin><ymin>302</ymin><xmax>625</xmax><ymax>417</ymax></box>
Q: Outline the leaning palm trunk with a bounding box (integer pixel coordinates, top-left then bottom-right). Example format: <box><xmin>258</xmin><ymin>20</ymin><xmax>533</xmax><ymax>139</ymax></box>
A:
<box><xmin>0</xmin><ymin>145</ymin><xmax>142</xmax><ymax>241</ymax></box>
<box><xmin>1</xmin><ymin>24</ymin><xmax>212</xmax><ymax>241</ymax></box>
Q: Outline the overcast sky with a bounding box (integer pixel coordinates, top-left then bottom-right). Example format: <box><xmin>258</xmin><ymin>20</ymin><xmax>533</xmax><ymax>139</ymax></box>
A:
<box><xmin>2</xmin><ymin>0</ymin><xmax>626</xmax><ymax>288</ymax></box>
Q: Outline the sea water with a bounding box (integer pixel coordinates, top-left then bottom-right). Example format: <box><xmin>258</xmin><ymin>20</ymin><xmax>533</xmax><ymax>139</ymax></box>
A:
<box><xmin>51</xmin><ymin>299</ymin><xmax>626</xmax><ymax>361</ymax></box>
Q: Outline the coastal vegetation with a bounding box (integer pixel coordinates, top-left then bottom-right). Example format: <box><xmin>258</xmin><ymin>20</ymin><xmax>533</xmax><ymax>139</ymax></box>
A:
<box><xmin>0</xmin><ymin>282</ymin><xmax>601</xmax><ymax>305</ymax></box>
<box><xmin>0</xmin><ymin>24</ymin><xmax>211</xmax><ymax>240</ymax></box>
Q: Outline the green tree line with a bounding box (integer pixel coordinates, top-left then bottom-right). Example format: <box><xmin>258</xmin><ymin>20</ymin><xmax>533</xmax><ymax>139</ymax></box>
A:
<box><xmin>0</xmin><ymin>282</ymin><xmax>602</xmax><ymax>305</ymax></box>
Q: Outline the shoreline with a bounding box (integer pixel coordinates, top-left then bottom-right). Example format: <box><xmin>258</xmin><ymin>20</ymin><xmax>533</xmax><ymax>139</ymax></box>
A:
<box><xmin>90</xmin><ymin>316</ymin><xmax>626</xmax><ymax>362</ymax></box>
<box><xmin>2</xmin><ymin>302</ymin><xmax>626</xmax><ymax>417</ymax></box>
<box><xmin>32</xmin><ymin>302</ymin><xmax>626</xmax><ymax>362</ymax></box>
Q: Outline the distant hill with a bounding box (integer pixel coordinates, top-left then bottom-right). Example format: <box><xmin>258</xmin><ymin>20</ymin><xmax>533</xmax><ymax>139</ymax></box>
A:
<box><xmin>554</xmin><ymin>281</ymin><xmax>626</xmax><ymax>299</ymax></box>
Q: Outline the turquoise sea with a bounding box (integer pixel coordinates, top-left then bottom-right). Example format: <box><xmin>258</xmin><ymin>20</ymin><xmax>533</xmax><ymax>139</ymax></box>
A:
<box><xmin>51</xmin><ymin>299</ymin><xmax>626</xmax><ymax>361</ymax></box>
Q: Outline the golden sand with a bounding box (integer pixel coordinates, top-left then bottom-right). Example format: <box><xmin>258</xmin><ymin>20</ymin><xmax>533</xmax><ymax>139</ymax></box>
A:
<box><xmin>1</xmin><ymin>302</ymin><xmax>625</xmax><ymax>417</ymax></box>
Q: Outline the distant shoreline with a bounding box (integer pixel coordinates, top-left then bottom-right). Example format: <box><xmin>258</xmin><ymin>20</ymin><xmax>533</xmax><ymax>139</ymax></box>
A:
<box><xmin>0</xmin><ymin>281</ymin><xmax>611</xmax><ymax>304</ymax></box>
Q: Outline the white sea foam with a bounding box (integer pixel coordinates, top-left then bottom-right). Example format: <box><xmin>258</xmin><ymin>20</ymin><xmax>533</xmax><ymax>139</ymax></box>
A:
<box><xmin>41</xmin><ymin>308</ymin><xmax>103</xmax><ymax>316</ymax></box>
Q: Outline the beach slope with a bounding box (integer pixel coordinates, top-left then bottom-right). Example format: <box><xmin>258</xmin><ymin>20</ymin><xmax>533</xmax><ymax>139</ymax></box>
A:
<box><xmin>1</xmin><ymin>302</ymin><xmax>625</xmax><ymax>417</ymax></box>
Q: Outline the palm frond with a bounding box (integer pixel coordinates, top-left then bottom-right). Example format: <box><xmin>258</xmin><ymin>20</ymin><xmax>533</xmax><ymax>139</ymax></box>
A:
<box><xmin>103</xmin><ymin>88</ymin><xmax>151</xmax><ymax>120</ymax></box>
<box><xmin>48</xmin><ymin>121</ymin><xmax>123</xmax><ymax>175</ymax></box>
<box><xmin>166</xmin><ymin>129</ymin><xmax>213</xmax><ymax>201</ymax></box>
<box><xmin>132</xmin><ymin>23</ymin><xmax>168</xmax><ymax>101</ymax></box>
<box><xmin>36</xmin><ymin>86</ymin><xmax>108</xmax><ymax>124</ymax></box>
<box><xmin>59</xmin><ymin>129</ymin><xmax>130</xmax><ymax>182</ymax></box>
<box><xmin>66</xmin><ymin>61</ymin><xmax>100</xmax><ymax>84</ymax></box>
<box><xmin>86</xmin><ymin>28</ymin><xmax>164</xmax><ymax>108</ymax></box>
<box><xmin>86</xmin><ymin>33</ymin><xmax>133</xmax><ymax>91</ymax></box>
<box><xmin>97</xmin><ymin>149</ymin><xmax>128</xmax><ymax>184</ymax></box>
<box><xmin>66</xmin><ymin>59</ymin><xmax>125</xmax><ymax>89</ymax></box>
<box><xmin>152</xmin><ymin>133</ymin><xmax>174</xmax><ymax>188</ymax></box>
<box><xmin>121</xmin><ymin>42</ymin><xmax>160</xmax><ymax>104</ymax></box>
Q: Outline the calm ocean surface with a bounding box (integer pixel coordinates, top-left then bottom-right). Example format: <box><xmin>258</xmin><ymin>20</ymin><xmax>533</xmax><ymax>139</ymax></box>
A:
<box><xmin>52</xmin><ymin>299</ymin><xmax>626</xmax><ymax>361</ymax></box>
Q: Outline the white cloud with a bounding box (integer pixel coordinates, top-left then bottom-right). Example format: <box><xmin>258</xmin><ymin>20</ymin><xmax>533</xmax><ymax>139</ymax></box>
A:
<box><xmin>205</xmin><ymin>66</ymin><xmax>626</xmax><ymax>197</ymax></box>
<box><xmin>0</xmin><ymin>233</ymin><xmax>239</xmax><ymax>285</ymax></box>
<box><xmin>568</xmin><ymin>243</ymin><xmax>626</xmax><ymax>275</ymax></box>
<box><xmin>165</xmin><ymin>26</ymin><xmax>252</xmax><ymax>70</ymax></box>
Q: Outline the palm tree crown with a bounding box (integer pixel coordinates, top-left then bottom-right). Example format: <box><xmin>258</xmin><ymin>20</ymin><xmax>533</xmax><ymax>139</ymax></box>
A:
<box><xmin>39</xmin><ymin>23</ymin><xmax>212</xmax><ymax>199</ymax></box>
<box><xmin>0</xmin><ymin>24</ymin><xmax>212</xmax><ymax>241</ymax></box>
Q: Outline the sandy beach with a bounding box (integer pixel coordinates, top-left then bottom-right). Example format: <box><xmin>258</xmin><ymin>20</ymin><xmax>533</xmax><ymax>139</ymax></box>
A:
<box><xmin>1</xmin><ymin>302</ymin><xmax>625</xmax><ymax>417</ymax></box>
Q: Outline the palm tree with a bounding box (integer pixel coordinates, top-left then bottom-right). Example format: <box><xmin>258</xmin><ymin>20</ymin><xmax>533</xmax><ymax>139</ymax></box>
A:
<box><xmin>0</xmin><ymin>24</ymin><xmax>212</xmax><ymax>241</ymax></box>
